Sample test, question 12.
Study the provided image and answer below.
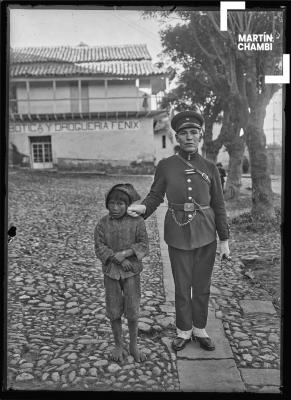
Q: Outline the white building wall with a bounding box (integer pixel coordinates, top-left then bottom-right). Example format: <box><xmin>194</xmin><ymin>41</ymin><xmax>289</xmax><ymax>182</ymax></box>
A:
<box><xmin>9</xmin><ymin>117</ymin><xmax>155</xmax><ymax>167</ymax></box>
<box><xmin>264</xmin><ymin>88</ymin><xmax>282</xmax><ymax>145</ymax></box>
<box><xmin>54</xmin><ymin>119</ymin><xmax>154</xmax><ymax>162</ymax></box>
<box><xmin>154</xmin><ymin>131</ymin><xmax>176</xmax><ymax>163</ymax></box>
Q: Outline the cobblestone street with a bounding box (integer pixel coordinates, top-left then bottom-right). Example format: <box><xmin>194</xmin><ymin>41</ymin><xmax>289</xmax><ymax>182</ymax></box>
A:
<box><xmin>7</xmin><ymin>170</ymin><xmax>179</xmax><ymax>391</ymax></box>
<box><xmin>7</xmin><ymin>169</ymin><xmax>281</xmax><ymax>392</ymax></box>
<box><xmin>6</xmin><ymin>5</ymin><xmax>284</xmax><ymax>394</ymax></box>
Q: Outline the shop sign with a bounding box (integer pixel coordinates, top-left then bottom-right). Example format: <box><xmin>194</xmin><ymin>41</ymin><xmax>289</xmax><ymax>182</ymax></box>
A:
<box><xmin>9</xmin><ymin>120</ymin><xmax>141</xmax><ymax>134</ymax></box>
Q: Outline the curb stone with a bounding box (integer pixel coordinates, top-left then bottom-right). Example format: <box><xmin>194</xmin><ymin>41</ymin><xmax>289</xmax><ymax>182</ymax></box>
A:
<box><xmin>155</xmin><ymin>205</ymin><xmax>280</xmax><ymax>393</ymax></box>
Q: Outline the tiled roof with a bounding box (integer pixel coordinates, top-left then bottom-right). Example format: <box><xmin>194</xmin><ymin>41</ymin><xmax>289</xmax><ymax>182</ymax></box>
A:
<box><xmin>10</xmin><ymin>44</ymin><xmax>163</xmax><ymax>77</ymax></box>
<box><xmin>11</xmin><ymin>44</ymin><xmax>152</xmax><ymax>63</ymax></box>
<box><xmin>10</xmin><ymin>61</ymin><xmax>162</xmax><ymax>78</ymax></box>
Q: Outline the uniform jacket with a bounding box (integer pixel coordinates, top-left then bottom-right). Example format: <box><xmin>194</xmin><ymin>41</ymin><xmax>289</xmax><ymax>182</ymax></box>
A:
<box><xmin>94</xmin><ymin>214</ymin><xmax>149</xmax><ymax>280</ymax></box>
<box><xmin>142</xmin><ymin>150</ymin><xmax>229</xmax><ymax>250</ymax></box>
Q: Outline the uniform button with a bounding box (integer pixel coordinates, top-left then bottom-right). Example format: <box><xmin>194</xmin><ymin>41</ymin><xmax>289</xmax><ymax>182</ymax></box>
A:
<box><xmin>187</xmin><ymin>178</ymin><xmax>191</xmax><ymax>183</ymax></box>
<box><xmin>188</xmin><ymin>196</ymin><xmax>192</xmax><ymax>200</ymax></box>
<box><xmin>188</xmin><ymin>187</ymin><xmax>192</xmax><ymax>191</ymax></box>
<box><xmin>188</xmin><ymin>214</ymin><xmax>193</xmax><ymax>218</ymax></box>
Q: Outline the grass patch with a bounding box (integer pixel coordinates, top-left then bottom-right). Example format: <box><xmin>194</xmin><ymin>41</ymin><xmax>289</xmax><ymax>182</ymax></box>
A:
<box><xmin>230</xmin><ymin>207</ymin><xmax>281</xmax><ymax>233</ymax></box>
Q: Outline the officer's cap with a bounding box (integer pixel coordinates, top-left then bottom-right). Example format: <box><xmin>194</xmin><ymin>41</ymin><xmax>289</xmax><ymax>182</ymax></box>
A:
<box><xmin>171</xmin><ymin>110</ymin><xmax>204</xmax><ymax>133</ymax></box>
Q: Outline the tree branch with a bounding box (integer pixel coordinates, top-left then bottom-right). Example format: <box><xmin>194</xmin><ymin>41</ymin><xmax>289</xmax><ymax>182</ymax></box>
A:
<box><xmin>194</xmin><ymin>75</ymin><xmax>212</xmax><ymax>89</ymax></box>
<box><xmin>207</xmin><ymin>12</ymin><xmax>228</xmax><ymax>40</ymax></box>
<box><xmin>208</xmin><ymin>37</ymin><xmax>227</xmax><ymax>68</ymax></box>
<box><xmin>192</xmin><ymin>21</ymin><xmax>217</xmax><ymax>61</ymax></box>
<box><xmin>245</xmin><ymin>13</ymin><xmax>254</xmax><ymax>33</ymax></box>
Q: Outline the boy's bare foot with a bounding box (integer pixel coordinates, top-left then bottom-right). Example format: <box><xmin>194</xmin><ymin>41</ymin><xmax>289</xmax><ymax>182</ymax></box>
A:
<box><xmin>129</xmin><ymin>345</ymin><xmax>147</xmax><ymax>362</ymax></box>
<box><xmin>109</xmin><ymin>346</ymin><xmax>127</xmax><ymax>362</ymax></box>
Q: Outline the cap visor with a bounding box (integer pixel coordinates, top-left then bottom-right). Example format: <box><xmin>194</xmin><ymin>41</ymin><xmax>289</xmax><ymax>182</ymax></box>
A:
<box><xmin>177</xmin><ymin>122</ymin><xmax>201</xmax><ymax>131</ymax></box>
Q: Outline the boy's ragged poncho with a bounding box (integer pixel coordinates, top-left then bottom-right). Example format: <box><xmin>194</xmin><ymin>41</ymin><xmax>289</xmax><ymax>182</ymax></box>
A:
<box><xmin>94</xmin><ymin>214</ymin><xmax>148</xmax><ymax>280</ymax></box>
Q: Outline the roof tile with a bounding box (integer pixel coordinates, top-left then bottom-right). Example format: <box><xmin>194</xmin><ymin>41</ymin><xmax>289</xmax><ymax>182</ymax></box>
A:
<box><xmin>10</xmin><ymin>60</ymin><xmax>162</xmax><ymax>78</ymax></box>
<box><xmin>10</xmin><ymin>44</ymin><xmax>164</xmax><ymax>78</ymax></box>
<box><xmin>11</xmin><ymin>44</ymin><xmax>152</xmax><ymax>63</ymax></box>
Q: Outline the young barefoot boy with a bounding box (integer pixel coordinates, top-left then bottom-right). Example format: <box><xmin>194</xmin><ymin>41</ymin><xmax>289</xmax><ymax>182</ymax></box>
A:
<box><xmin>94</xmin><ymin>183</ymin><xmax>149</xmax><ymax>363</ymax></box>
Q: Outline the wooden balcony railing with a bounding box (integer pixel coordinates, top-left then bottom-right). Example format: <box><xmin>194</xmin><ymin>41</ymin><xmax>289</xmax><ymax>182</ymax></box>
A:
<box><xmin>9</xmin><ymin>95</ymin><xmax>165</xmax><ymax>117</ymax></box>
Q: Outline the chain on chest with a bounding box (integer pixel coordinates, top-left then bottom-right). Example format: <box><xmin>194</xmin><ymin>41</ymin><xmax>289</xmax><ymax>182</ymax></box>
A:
<box><xmin>167</xmin><ymin>163</ymin><xmax>211</xmax><ymax>227</ymax></box>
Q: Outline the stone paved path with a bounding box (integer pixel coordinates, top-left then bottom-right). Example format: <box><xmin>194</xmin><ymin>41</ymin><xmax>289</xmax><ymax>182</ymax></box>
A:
<box><xmin>157</xmin><ymin>202</ymin><xmax>281</xmax><ymax>393</ymax></box>
<box><xmin>7</xmin><ymin>170</ymin><xmax>281</xmax><ymax>393</ymax></box>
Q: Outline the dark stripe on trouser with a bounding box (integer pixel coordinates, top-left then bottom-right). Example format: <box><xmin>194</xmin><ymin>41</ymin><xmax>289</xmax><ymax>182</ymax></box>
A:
<box><xmin>168</xmin><ymin>241</ymin><xmax>217</xmax><ymax>330</ymax></box>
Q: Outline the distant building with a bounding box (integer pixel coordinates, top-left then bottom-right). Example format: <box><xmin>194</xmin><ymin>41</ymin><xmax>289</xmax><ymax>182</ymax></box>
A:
<box><xmin>153</xmin><ymin>112</ymin><xmax>176</xmax><ymax>163</ymax></box>
<box><xmin>264</xmin><ymin>89</ymin><xmax>282</xmax><ymax>175</ymax></box>
<box><xmin>9</xmin><ymin>44</ymin><xmax>168</xmax><ymax>170</ymax></box>
<box><xmin>264</xmin><ymin>89</ymin><xmax>282</xmax><ymax>146</ymax></box>
<box><xmin>266</xmin><ymin>145</ymin><xmax>282</xmax><ymax>175</ymax></box>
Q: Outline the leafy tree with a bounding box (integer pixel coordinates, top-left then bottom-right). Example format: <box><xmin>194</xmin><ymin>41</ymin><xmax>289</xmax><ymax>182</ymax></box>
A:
<box><xmin>150</xmin><ymin>10</ymin><xmax>249</xmax><ymax>199</ymax></box>
<box><xmin>202</xmin><ymin>11</ymin><xmax>281</xmax><ymax>216</ymax></box>
<box><xmin>145</xmin><ymin>9</ymin><xmax>282</xmax><ymax>217</ymax></box>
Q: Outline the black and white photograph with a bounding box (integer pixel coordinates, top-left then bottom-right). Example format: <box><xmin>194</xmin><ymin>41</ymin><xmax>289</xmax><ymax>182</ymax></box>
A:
<box><xmin>3</xmin><ymin>1</ymin><xmax>286</xmax><ymax>394</ymax></box>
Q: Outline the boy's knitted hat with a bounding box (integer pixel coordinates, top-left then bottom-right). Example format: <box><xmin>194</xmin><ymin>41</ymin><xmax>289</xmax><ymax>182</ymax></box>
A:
<box><xmin>107</xmin><ymin>189</ymin><xmax>130</xmax><ymax>208</ymax></box>
<box><xmin>105</xmin><ymin>183</ymin><xmax>141</xmax><ymax>209</ymax></box>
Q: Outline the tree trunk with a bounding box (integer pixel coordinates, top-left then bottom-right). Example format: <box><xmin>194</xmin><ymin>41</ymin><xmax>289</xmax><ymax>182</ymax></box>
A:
<box><xmin>224</xmin><ymin>136</ymin><xmax>245</xmax><ymax>201</ymax></box>
<box><xmin>245</xmin><ymin>106</ymin><xmax>275</xmax><ymax>218</ymax></box>
<box><xmin>203</xmin><ymin>116</ymin><xmax>224</xmax><ymax>162</ymax></box>
<box><xmin>202</xmin><ymin>114</ymin><xmax>221</xmax><ymax>161</ymax></box>
<box><xmin>221</xmin><ymin>94</ymin><xmax>249</xmax><ymax>200</ymax></box>
<box><xmin>205</xmin><ymin>141</ymin><xmax>221</xmax><ymax>162</ymax></box>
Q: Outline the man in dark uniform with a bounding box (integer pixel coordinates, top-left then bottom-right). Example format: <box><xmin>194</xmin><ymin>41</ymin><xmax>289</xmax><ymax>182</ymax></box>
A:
<box><xmin>127</xmin><ymin>110</ymin><xmax>230</xmax><ymax>351</ymax></box>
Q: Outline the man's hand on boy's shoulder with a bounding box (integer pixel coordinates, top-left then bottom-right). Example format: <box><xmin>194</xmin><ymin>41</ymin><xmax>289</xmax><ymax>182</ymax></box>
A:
<box><xmin>121</xmin><ymin>259</ymin><xmax>133</xmax><ymax>272</ymax></box>
<box><xmin>127</xmin><ymin>204</ymin><xmax>146</xmax><ymax>217</ymax></box>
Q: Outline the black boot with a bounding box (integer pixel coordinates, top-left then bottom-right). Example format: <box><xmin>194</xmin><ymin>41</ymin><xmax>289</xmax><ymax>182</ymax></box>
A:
<box><xmin>192</xmin><ymin>335</ymin><xmax>215</xmax><ymax>351</ymax></box>
<box><xmin>171</xmin><ymin>336</ymin><xmax>191</xmax><ymax>351</ymax></box>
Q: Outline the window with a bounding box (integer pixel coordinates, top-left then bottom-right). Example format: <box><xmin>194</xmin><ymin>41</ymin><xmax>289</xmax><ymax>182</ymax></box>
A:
<box><xmin>162</xmin><ymin>135</ymin><xmax>166</xmax><ymax>149</ymax></box>
<box><xmin>30</xmin><ymin>136</ymin><xmax>52</xmax><ymax>164</ymax></box>
<box><xmin>43</xmin><ymin>142</ymin><xmax>52</xmax><ymax>162</ymax></box>
<box><xmin>31</xmin><ymin>143</ymin><xmax>52</xmax><ymax>164</ymax></box>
